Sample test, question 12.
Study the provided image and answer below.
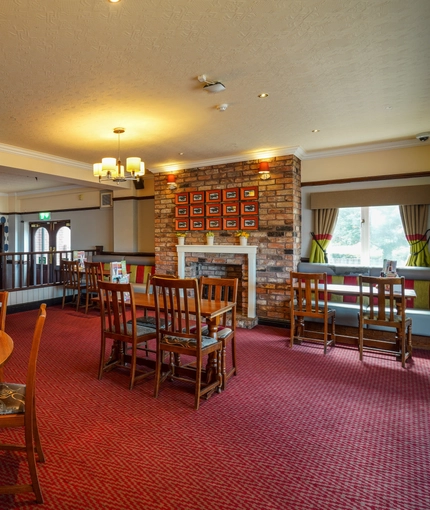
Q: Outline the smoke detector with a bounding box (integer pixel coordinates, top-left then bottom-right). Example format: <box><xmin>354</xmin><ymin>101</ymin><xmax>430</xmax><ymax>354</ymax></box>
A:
<box><xmin>416</xmin><ymin>132</ymin><xmax>430</xmax><ymax>142</ymax></box>
<box><xmin>197</xmin><ymin>74</ymin><xmax>226</xmax><ymax>93</ymax></box>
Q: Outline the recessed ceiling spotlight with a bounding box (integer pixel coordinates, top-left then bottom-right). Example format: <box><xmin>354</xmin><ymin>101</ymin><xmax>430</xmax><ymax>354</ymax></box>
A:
<box><xmin>109</xmin><ymin>0</ymin><xmax>121</xmax><ymax>3</ymax></box>
<box><xmin>217</xmin><ymin>104</ymin><xmax>228</xmax><ymax>112</ymax></box>
<box><xmin>179</xmin><ymin>152</ymin><xmax>184</xmax><ymax>156</ymax></box>
<box><xmin>258</xmin><ymin>93</ymin><xmax>269</xmax><ymax>98</ymax></box>
<box><xmin>312</xmin><ymin>129</ymin><xmax>320</xmax><ymax>133</ymax></box>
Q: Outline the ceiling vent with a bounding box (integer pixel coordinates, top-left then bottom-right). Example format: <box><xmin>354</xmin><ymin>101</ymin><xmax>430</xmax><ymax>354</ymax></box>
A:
<box><xmin>100</xmin><ymin>191</ymin><xmax>113</xmax><ymax>208</ymax></box>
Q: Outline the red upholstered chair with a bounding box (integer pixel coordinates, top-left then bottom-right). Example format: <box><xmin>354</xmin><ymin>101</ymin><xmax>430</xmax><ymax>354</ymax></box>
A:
<box><xmin>0</xmin><ymin>304</ymin><xmax>47</xmax><ymax>504</ymax></box>
<box><xmin>290</xmin><ymin>272</ymin><xmax>336</xmax><ymax>354</ymax></box>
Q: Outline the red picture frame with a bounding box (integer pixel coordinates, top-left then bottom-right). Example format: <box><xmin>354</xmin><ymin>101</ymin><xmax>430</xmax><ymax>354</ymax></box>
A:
<box><xmin>222</xmin><ymin>203</ymin><xmax>239</xmax><ymax>216</ymax></box>
<box><xmin>190</xmin><ymin>219</ymin><xmax>205</xmax><ymax>231</ymax></box>
<box><xmin>223</xmin><ymin>217</ymin><xmax>240</xmax><ymax>230</ymax></box>
<box><xmin>222</xmin><ymin>188</ymin><xmax>239</xmax><ymax>201</ymax></box>
<box><xmin>175</xmin><ymin>192</ymin><xmax>189</xmax><ymax>205</ymax></box>
<box><xmin>190</xmin><ymin>191</ymin><xmax>204</xmax><ymax>204</ymax></box>
<box><xmin>240</xmin><ymin>186</ymin><xmax>258</xmax><ymax>200</ymax></box>
<box><xmin>240</xmin><ymin>216</ymin><xmax>258</xmax><ymax>230</ymax></box>
<box><xmin>205</xmin><ymin>190</ymin><xmax>221</xmax><ymax>202</ymax></box>
<box><xmin>206</xmin><ymin>218</ymin><xmax>222</xmax><ymax>230</ymax></box>
<box><xmin>175</xmin><ymin>205</ymin><xmax>189</xmax><ymax>217</ymax></box>
<box><xmin>206</xmin><ymin>204</ymin><xmax>221</xmax><ymax>216</ymax></box>
<box><xmin>240</xmin><ymin>201</ymin><xmax>258</xmax><ymax>215</ymax></box>
<box><xmin>190</xmin><ymin>205</ymin><xmax>204</xmax><ymax>217</ymax></box>
<box><xmin>175</xmin><ymin>219</ymin><xmax>189</xmax><ymax>231</ymax></box>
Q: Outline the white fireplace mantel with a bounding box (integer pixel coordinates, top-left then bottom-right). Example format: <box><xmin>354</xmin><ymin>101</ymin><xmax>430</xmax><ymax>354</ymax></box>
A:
<box><xmin>176</xmin><ymin>245</ymin><xmax>257</xmax><ymax>318</ymax></box>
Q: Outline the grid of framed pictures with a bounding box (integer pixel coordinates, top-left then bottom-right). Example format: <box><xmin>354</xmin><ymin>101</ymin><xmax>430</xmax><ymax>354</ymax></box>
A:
<box><xmin>174</xmin><ymin>187</ymin><xmax>259</xmax><ymax>231</ymax></box>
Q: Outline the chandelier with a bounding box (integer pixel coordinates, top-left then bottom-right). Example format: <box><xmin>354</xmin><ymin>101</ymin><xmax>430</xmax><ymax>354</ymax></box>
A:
<box><xmin>93</xmin><ymin>128</ymin><xmax>145</xmax><ymax>183</ymax></box>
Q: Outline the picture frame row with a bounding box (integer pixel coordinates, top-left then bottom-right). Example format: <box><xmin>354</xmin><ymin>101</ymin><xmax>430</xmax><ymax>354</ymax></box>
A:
<box><xmin>175</xmin><ymin>202</ymin><xmax>258</xmax><ymax>217</ymax></box>
<box><xmin>174</xmin><ymin>186</ymin><xmax>258</xmax><ymax>205</ymax></box>
<box><xmin>176</xmin><ymin>217</ymin><xmax>259</xmax><ymax>231</ymax></box>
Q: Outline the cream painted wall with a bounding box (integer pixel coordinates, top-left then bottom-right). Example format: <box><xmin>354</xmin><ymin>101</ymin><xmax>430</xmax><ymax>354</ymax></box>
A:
<box><xmin>302</xmin><ymin>145</ymin><xmax>430</xmax><ymax>182</ymax></box>
<box><xmin>138</xmin><ymin>199</ymin><xmax>155</xmax><ymax>252</ymax></box>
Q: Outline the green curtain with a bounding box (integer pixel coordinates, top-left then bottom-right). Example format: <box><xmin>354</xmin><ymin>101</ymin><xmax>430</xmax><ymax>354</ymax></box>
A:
<box><xmin>309</xmin><ymin>209</ymin><xmax>339</xmax><ymax>263</ymax></box>
<box><xmin>400</xmin><ymin>205</ymin><xmax>430</xmax><ymax>267</ymax></box>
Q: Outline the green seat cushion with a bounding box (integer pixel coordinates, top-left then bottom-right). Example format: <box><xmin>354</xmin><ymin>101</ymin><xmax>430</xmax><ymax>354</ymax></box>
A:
<box><xmin>0</xmin><ymin>383</ymin><xmax>26</xmax><ymax>415</ymax></box>
<box><xmin>162</xmin><ymin>334</ymin><xmax>219</xmax><ymax>349</ymax></box>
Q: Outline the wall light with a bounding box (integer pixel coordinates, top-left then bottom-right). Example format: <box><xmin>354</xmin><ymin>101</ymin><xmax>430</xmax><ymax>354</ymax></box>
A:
<box><xmin>259</xmin><ymin>162</ymin><xmax>271</xmax><ymax>180</ymax></box>
<box><xmin>167</xmin><ymin>174</ymin><xmax>178</xmax><ymax>190</ymax></box>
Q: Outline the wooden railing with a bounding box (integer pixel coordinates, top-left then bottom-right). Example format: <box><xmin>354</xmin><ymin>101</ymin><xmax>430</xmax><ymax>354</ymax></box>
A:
<box><xmin>0</xmin><ymin>250</ymin><xmax>97</xmax><ymax>292</ymax></box>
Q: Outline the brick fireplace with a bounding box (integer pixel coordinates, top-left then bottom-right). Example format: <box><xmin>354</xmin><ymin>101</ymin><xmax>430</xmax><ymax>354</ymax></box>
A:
<box><xmin>153</xmin><ymin>154</ymin><xmax>302</xmax><ymax>327</ymax></box>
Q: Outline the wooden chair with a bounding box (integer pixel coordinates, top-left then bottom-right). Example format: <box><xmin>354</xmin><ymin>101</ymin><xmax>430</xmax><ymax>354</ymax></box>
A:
<box><xmin>199</xmin><ymin>277</ymin><xmax>238</xmax><ymax>390</ymax></box>
<box><xmin>153</xmin><ymin>277</ymin><xmax>222</xmax><ymax>410</ymax></box>
<box><xmin>358</xmin><ymin>275</ymin><xmax>412</xmax><ymax>367</ymax></box>
<box><xmin>0</xmin><ymin>291</ymin><xmax>8</xmax><ymax>331</ymax></box>
<box><xmin>0</xmin><ymin>304</ymin><xmax>47</xmax><ymax>504</ymax></box>
<box><xmin>84</xmin><ymin>261</ymin><xmax>104</xmax><ymax>314</ymax></box>
<box><xmin>289</xmin><ymin>272</ymin><xmax>336</xmax><ymax>354</ymax></box>
<box><xmin>61</xmin><ymin>259</ymin><xmax>86</xmax><ymax>311</ymax></box>
<box><xmin>136</xmin><ymin>273</ymin><xmax>178</xmax><ymax>329</ymax></box>
<box><xmin>98</xmin><ymin>280</ymin><xmax>157</xmax><ymax>389</ymax></box>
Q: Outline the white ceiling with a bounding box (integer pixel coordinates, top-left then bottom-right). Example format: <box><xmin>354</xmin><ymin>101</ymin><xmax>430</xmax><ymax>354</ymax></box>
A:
<box><xmin>1</xmin><ymin>0</ymin><xmax>429</xmax><ymax>195</ymax></box>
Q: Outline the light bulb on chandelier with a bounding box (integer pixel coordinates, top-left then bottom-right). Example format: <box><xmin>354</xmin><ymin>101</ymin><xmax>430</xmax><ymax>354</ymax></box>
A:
<box><xmin>93</xmin><ymin>128</ymin><xmax>145</xmax><ymax>183</ymax></box>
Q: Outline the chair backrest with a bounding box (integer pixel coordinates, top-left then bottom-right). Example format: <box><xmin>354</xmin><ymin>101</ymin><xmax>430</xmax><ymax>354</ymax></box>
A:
<box><xmin>145</xmin><ymin>273</ymin><xmax>178</xmax><ymax>295</ymax></box>
<box><xmin>85</xmin><ymin>261</ymin><xmax>104</xmax><ymax>292</ymax></box>
<box><xmin>98</xmin><ymin>280</ymin><xmax>138</xmax><ymax>340</ymax></box>
<box><xmin>199</xmin><ymin>277</ymin><xmax>238</xmax><ymax>328</ymax></box>
<box><xmin>25</xmin><ymin>304</ymin><xmax>47</xmax><ymax>416</ymax></box>
<box><xmin>359</xmin><ymin>275</ymin><xmax>406</xmax><ymax>323</ymax></box>
<box><xmin>61</xmin><ymin>259</ymin><xmax>81</xmax><ymax>287</ymax></box>
<box><xmin>0</xmin><ymin>291</ymin><xmax>8</xmax><ymax>332</ymax></box>
<box><xmin>290</xmin><ymin>272</ymin><xmax>329</xmax><ymax>315</ymax></box>
<box><xmin>153</xmin><ymin>277</ymin><xmax>202</xmax><ymax>341</ymax></box>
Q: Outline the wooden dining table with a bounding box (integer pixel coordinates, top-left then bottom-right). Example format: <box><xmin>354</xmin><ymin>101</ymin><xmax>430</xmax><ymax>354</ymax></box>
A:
<box><xmin>0</xmin><ymin>331</ymin><xmax>14</xmax><ymax>382</ymax></box>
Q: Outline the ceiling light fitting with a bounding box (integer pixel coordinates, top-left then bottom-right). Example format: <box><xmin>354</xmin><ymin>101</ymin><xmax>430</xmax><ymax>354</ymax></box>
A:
<box><xmin>197</xmin><ymin>74</ymin><xmax>226</xmax><ymax>93</ymax></box>
<box><xmin>258</xmin><ymin>93</ymin><xmax>269</xmax><ymax>98</ymax></box>
<box><xmin>259</xmin><ymin>162</ymin><xmax>271</xmax><ymax>180</ymax></box>
<box><xmin>93</xmin><ymin>128</ymin><xmax>145</xmax><ymax>183</ymax></box>
<box><xmin>217</xmin><ymin>104</ymin><xmax>228</xmax><ymax>111</ymax></box>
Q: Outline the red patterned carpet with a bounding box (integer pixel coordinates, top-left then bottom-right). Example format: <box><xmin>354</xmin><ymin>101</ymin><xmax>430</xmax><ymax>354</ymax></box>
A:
<box><xmin>0</xmin><ymin>305</ymin><xmax>429</xmax><ymax>509</ymax></box>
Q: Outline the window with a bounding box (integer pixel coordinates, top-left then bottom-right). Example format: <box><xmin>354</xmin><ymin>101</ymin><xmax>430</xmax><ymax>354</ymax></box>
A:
<box><xmin>328</xmin><ymin>206</ymin><xmax>410</xmax><ymax>266</ymax></box>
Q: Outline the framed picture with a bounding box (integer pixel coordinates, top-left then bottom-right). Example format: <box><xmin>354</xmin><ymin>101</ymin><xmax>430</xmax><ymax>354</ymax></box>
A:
<box><xmin>205</xmin><ymin>190</ymin><xmax>221</xmax><ymax>202</ymax></box>
<box><xmin>174</xmin><ymin>192</ymin><xmax>189</xmax><ymax>205</ymax></box>
<box><xmin>190</xmin><ymin>191</ymin><xmax>204</xmax><ymax>204</ymax></box>
<box><xmin>206</xmin><ymin>204</ymin><xmax>221</xmax><ymax>216</ymax></box>
<box><xmin>190</xmin><ymin>205</ymin><xmax>204</xmax><ymax>217</ymax></box>
<box><xmin>240</xmin><ymin>201</ymin><xmax>259</xmax><ymax>215</ymax></box>
<box><xmin>175</xmin><ymin>219</ymin><xmax>189</xmax><ymax>231</ymax></box>
<box><xmin>222</xmin><ymin>188</ymin><xmax>239</xmax><ymax>201</ymax></box>
<box><xmin>240</xmin><ymin>216</ymin><xmax>258</xmax><ymax>230</ymax></box>
<box><xmin>223</xmin><ymin>217</ymin><xmax>240</xmax><ymax>230</ymax></box>
<box><xmin>206</xmin><ymin>218</ymin><xmax>221</xmax><ymax>230</ymax></box>
<box><xmin>190</xmin><ymin>219</ymin><xmax>205</xmax><ymax>231</ymax></box>
<box><xmin>240</xmin><ymin>186</ymin><xmax>259</xmax><ymax>200</ymax></box>
<box><xmin>175</xmin><ymin>205</ymin><xmax>189</xmax><ymax>217</ymax></box>
<box><xmin>222</xmin><ymin>203</ymin><xmax>239</xmax><ymax>216</ymax></box>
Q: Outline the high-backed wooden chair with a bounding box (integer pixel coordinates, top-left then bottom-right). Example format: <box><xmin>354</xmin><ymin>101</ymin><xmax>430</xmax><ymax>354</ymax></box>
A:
<box><xmin>84</xmin><ymin>261</ymin><xmax>104</xmax><ymax>313</ymax></box>
<box><xmin>358</xmin><ymin>275</ymin><xmax>412</xmax><ymax>367</ymax></box>
<box><xmin>98</xmin><ymin>280</ymin><xmax>157</xmax><ymax>389</ymax></box>
<box><xmin>0</xmin><ymin>304</ymin><xmax>47</xmax><ymax>504</ymax></box>
<box><xmin>136</xmin><ymin>273</ymin><xmax>178</xmax><ymax>328</ymax></box>
<box><xmin>61</xmin><ymin>259</ymin><xmax>86</xmax><ymax>311</ymax></box>
<box><xmin>153</xmin><ymin>277</ymin><xmax>222</xmax><ymax>410</ymax></box>
<box><xmin>289</xmin><ymin>272</ymin><xmax>336</xmax><ymax>354</ymax></box>
<box><xmin>0</xmin><ymin>291</ymin><xmax>9</xmax><ymax>331</ymax></box>
<box><xmin>199</xmin><ymin>277</ymin><xmax>238</xmax><ymax>390</ymax></box>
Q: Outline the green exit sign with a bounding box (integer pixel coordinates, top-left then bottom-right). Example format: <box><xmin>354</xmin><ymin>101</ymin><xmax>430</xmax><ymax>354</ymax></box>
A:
<box><xmin>39</xmin><ymin>212</ymin><xmax>51</xmax><ymax>220</ymax></box>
